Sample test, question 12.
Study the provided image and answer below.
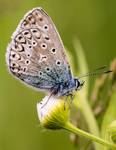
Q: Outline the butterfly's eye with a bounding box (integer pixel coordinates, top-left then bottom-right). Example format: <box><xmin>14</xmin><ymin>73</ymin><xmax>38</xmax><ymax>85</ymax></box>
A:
<box><xmin>56</xmin><ymin>60</ymin><xmax>61</xmax><ymax>66</ymax></box>
<box><xmin>41</xmin><ymin>43</ymin><xmax>47</xmax><ymax>49</ymax></box>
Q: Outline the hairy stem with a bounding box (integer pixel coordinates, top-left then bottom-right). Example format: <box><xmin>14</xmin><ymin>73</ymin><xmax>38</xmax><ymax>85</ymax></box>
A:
<box><xmin>64</xmin><ymin>122</ymin><xmax>116</xmax><ymax>150</ymax></box>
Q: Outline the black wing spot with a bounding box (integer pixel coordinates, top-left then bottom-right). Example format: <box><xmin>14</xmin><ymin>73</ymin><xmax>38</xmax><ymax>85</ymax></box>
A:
<box><xmin>56</xmin><ymin>60</ymin><xmax>61</xmax><ymax>66</ymax></box>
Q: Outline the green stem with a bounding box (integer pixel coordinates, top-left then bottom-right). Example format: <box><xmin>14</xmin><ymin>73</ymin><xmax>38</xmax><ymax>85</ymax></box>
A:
<box><xmin>73</xmin><ymin>38</ymin><xmax>100</xmax><ymax>150</ymax></box>
<box><xmin>74</xmin><ymin>95</ymin><xmax>100</xmax><ymax>150</ymax></box>
<box><xmin>64</xmin><ymin>122</ymin><xmax>116</xmax><ymax>150</ymax></box>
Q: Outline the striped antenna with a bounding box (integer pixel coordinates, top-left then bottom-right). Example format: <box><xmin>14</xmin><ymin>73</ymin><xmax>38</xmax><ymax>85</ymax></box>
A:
<box><xmin>78</xmin><ymin>66</ymin><xmax>112</xmax><ymax>79</ymax></box>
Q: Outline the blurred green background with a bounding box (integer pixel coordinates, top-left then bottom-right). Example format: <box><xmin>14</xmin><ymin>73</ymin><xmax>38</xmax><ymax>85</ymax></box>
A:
<box><xmin>0</xmin><ymin>0</ymin><xmax>116</xmax><ymax>150</ymax></box>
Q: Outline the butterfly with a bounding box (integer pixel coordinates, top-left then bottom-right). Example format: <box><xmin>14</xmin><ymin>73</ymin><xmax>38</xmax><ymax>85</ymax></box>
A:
<box><xmin>6</xmin><ymin>7</ymin><xmax>84</xmax><ymax>97</ymax></box>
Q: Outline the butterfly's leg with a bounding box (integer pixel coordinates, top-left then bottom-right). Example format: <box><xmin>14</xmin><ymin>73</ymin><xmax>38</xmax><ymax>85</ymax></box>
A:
<box><xmin>69</xmin><ymin>93</ymin><xmax>74</xmax><ymax>104</ymax></box>
<box><xmin>63</xmin><ymin>93</ymin><xmax>73</xmax><ymax>110</ymax></box>
<box><xmin>41</xmin><ymin>92</ymin><xmax>55</xmax><ymax>109</ymax></box>
<box><xmin>41</xmin><ymin>85</ymin><xmax>59</xmax><ymax>108</ymax></box>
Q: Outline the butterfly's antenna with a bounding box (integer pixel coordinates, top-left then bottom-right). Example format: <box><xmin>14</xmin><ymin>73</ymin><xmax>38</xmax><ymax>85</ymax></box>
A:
<box><xmin>92</xmin><ymin>65</ymin><xmax>107</xmax><ymax>71</ymax></box>
<box><xmin>78</xmin><ymin>66</ymin><xmax>112</xmax><ymax>79</ymax></box>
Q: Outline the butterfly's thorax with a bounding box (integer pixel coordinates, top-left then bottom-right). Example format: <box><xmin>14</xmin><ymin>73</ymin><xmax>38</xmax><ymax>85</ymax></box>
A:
<box><xmin>54</xmin><ymin>77</ymin><xmax>84</xmax><ymax>97</ymax></box>
<box><xmin>53</xmin><ymin>77</ymin><xmax>77</xmax><ymax>97</ymax></box>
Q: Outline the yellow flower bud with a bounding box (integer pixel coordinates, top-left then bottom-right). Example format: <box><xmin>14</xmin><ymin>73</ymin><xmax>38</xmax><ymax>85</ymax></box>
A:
<box><xmin>37</xmin><ymin>95</ymin><xmax>70</xmax><ymax>129</ymax></box>
<box><xmin>36</xmin><ymin>95</ymin><xmax>116</xmax><ymax>149</ymax></box>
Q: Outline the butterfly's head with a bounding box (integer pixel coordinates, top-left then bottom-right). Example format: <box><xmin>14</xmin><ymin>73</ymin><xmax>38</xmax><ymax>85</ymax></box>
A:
<box><xmin>75</xmin><ymin>78</ymin><xmax>85</xmax><ymax>91</ymax></box>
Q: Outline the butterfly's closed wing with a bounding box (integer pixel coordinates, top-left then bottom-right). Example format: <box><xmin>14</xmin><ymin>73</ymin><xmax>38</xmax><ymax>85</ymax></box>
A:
<box><xmin>6</xmin><ymin>8</ymin><xmax>72</xmax><ymax>92</ymax></box>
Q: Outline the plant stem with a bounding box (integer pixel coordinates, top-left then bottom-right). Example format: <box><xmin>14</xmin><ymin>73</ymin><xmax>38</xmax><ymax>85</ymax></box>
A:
<box><xmin>73</xmin><ymin>38</ymin><xmax>100</xmax><ymax>150</ymax></box>
<box><xmin>64</xmin><ymin>122</ymin><xmax>116</xmax><ymax>150</ymax></box>
<box><xmin>74</xmin><ymin>93</ymin><xmax>101</xmax><ymax>149</ymax></box>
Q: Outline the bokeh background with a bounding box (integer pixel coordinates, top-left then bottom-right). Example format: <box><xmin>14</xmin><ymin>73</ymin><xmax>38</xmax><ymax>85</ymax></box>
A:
<box><xmin>0</xmin><ymin>0</ymin><xmax>116</xmax><ymax>150</ymax></box>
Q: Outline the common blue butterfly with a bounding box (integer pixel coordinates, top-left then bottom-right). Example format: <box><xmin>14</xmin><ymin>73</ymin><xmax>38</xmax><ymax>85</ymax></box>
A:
<box><xmin>6</xmin><ymin>7</ymin><xmax>84</xmax><ymax>97</ymax></box>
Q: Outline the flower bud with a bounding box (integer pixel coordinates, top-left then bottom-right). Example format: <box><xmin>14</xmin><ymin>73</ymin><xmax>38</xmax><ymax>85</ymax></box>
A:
<box><xmin>37</xmin><ymin>95</ymin><xmax>70</xmax><ymax>129</ymax></box>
